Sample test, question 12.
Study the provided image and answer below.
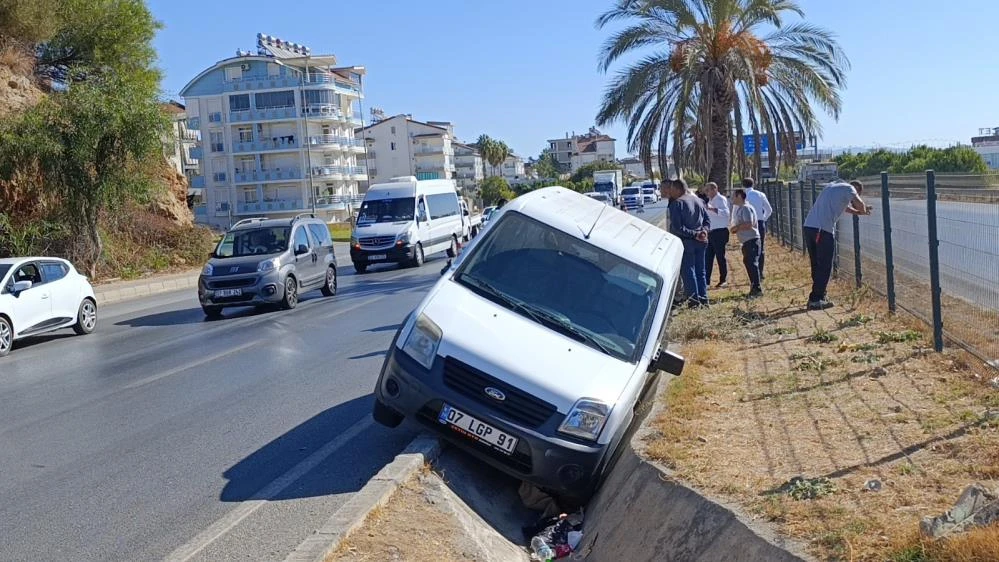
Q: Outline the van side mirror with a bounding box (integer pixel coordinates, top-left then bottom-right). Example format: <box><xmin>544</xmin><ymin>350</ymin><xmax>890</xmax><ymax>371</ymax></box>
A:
<box><xmin>296</xmin><ymin>244</ymin><xmax>309</xmax><ymax>255</ymax></box>
<box><xmin>12</xmin><ymin>280</ymin><xmax>32</xmax><ymax>294</ymax></box>
<box><xmin>649</xmin><ymin>349</ymin><xmax>684</xmax><ymax>375</ymax></box>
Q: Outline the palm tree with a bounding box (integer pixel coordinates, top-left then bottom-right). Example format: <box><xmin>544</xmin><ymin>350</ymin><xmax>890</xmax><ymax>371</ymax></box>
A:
<box><xmin>489</xmin><ymin>141</ymin><xmax>511</xmax><ymax>177</ymax></box>
<box><xmin>595</xmin><ymin>0</ymin><xmax>849</xmax><ymax>190</ymax></box>
<box><xmin>476</xmin><ymin>134</ymin><xmax>496</xmax><ymax>177</ymax></box>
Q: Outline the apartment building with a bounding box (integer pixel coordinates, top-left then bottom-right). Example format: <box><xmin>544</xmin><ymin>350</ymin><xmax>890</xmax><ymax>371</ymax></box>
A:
<box><xmin>547</xmin><ymin>127</ymin><xmax>616</xmax><ymax>173</ymax></box>
<box><xmin>453</xmin><ymin>142</ymin><xmax>484</xmax><ymax>190</ymax></box>
<box><xmin>500</xmin><ymin>153</ymin><xmax>526</xmax><ymax>182</ymax></box>
<box><xmin>355</xmin><ymin>115</ymin><xmax>456</xmax><ymax>187</ymax></box>
<box><xmin>180</xmin><ymin>34</ymin><xmax>366</xmax><ymax>227</ymax></box>
<box><xmin>160</xmin><ymin>101</ymin><xmax>200</xmax><ymax>187</ymax></box>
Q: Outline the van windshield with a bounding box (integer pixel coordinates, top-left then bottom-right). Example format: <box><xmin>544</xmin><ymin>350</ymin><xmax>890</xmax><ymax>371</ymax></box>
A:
<box><xmin>621</xmin><ymin>187</ymin><xmax>640</xmax><ymax>195</ymax></box>
<box><xmin>358</xmin><ymin>198</ymin><xmax>415</xmax><ymax>224</ymax></box>
<box><xmin>215</xmin><ymin>227</ymin><xmax>290</xmax><ymax>258</ymax></box>
<box><xmin>454</xmin><ymin>212</ymin><xmax>662</xmax><ymax>363</ymax></box>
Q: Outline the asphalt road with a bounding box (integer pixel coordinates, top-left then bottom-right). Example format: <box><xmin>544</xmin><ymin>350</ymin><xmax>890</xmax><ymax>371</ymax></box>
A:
<box><xmin>0</xmin><ymin>201</ymin><xmax>671</xmax><ymax>562</ymax></box>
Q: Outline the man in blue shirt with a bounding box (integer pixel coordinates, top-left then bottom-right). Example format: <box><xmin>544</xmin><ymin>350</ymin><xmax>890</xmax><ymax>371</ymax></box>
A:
<box><xmin>662</xmin><ymin>178</ymin><xmax>710</xmax><ymax>307</ymax></box>
<box><xmin>803</xmin><ymin>180</ymin><xmax>872</xmax><ymax>310</ymax></box>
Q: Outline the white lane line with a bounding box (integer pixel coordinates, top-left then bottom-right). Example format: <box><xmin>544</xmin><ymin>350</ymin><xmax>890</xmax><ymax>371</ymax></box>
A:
<box><xmin>121</xmin><ymin>340</ymin><xmax>261</xmax><ymax>391</ymax></box>
<box><xmin>163</xmin><ymin>415</ymin><xmax>374</xmax><ymax>562</ymax></box>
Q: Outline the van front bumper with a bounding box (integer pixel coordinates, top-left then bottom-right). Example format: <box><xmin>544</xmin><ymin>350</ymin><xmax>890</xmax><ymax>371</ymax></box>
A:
<box><xmin>350</xmin><ymin>244</ymin><xmax>415</xmax><ymax>265</ymax></box>
<box><xmin>198</xmin><ymin>271</ymin><xmax>286</xmax><ymax>307</ymax></box>
<box><xmin>374</xmin><ymin>345</ymin><xmax>609</xmax><ymax>497</ymax></box>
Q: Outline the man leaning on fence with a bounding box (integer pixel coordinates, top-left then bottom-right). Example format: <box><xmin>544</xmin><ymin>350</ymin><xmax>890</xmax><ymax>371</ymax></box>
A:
<box><xmin>802</xmin><ymin>179</ymin><xmax>872</xmax><ymax>310</ymax></box>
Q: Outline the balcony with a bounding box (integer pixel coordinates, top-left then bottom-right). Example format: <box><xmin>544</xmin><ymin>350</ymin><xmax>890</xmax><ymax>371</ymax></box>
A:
<box><xmin>236</xmin><ymin>199</ymin><xmax>305</xmax><ymax>214</ymax></box>
<box><xmin>302</xmin><ymin>104</ymin><xmax>346</xmax><ymax>121</ymax></box>
<box><xmin>306</xmin><ymin>134</ymin><xmax>345</xmax><ymax>149</ymax></box>
<box><xmin>193</xmin><ymin>204</ymin><xmax>208</xmax><ymax>220</ymax></box>
<box><xmin>310</xmin><ymin>165</ymin><xmax>346</xmax><ymax>179</ymax></box>
<box><xmin>188</xmin><ymin>117</ymin><xmax>201</xmax><ymax>130</ymax></box>
<box><xmin>233</xmin><ymin>136</ymin><xmax>300</xmax><ymax>153</ymax></box>
<box><xmin>215</xmin><ymin>202</ymin><xmax>230</xmax><ymax>217</ymax></box>
<box><xmin>312</xmin><ymin>195</ymin><xmax>364</xmax><ymax>211</ymax></box>
<box><xmin>233</xmin><ymin>168</ymin><xmax>303</xmax><ymax>184</ymax></box>
<box><xmin>191</xmin><ymin>176</ymin><xmax>205</xmax><ymax>189</ymax></box>
<box><xmin>414</xmin><ymin>148</ymin><xmax>445</xmax><ymax>156</ymax></box>
<box><xmin>349</xmin><ymin>165</ymin><xmax>367</xmax><ymax>179</ymax></box>
<box><xmin>229</xmin><ymin>107</ymin><xmax>298</xmax><ymax>123</ymax></box>
<box><xmin>455</xmin><ymin>160</ymin><xmax>475</xmax><ymax>168</ymax></box>
<box><xmin>224</xmin><ymin>75</ymin><xmax>299</xmax><ymax>92</ymax></box>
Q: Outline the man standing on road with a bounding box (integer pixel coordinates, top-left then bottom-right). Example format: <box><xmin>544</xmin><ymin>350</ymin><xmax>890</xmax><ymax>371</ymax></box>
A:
<box><xmin>662</xmin><ymin>178</ymin><xmax>710</xmax><ymax>307</ymax></box>
<box><xmin>729</xmin><ymin>189</ymin><xmax>762</xmax><ymax>298</ymax></box>
<box><xmin>802</xmin><ymin>180</ymin><xmax>872</xmax><ymax>310</ymax></box>
<box><xmin>703</xmin><ymin>182</ymin><xmax>731</xmax><ymax>288</ymax></box>
<box><xmin>742</xmin><ymin>178</ymin><xmax>773</xmax><ymax>282</ymax></box>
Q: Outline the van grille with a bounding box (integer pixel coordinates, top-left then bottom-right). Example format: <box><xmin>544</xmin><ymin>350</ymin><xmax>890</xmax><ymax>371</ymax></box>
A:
<box><xmin>208</xmin><ymin>277</ymin><xmax>257</xmax><ymax>289</ymax></box>
<box><xmin>442</xmin><ymin>357</ymin><xmax>557</xmax><ymax>428</ymax></box>
<box><xmin>359</xmin><ymin>236</ymin><xmax>395</xmax><ymax>248</ymax></box>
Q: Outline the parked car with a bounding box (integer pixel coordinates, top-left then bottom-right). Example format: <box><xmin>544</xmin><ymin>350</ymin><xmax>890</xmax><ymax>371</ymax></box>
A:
<box><xmin>583</xmin><ymin>191</ymin><xmax>613</xmax><ymax>206</ymax></box>
<box><xmin>371</xmin><ymin>187</ymin><xmax>685</xmax><ymax>501</ymax></box>
<box><xmin>350</xmin><ymin>176</ymin><xmax>464</xmax><ymax>273</ymax></box>
<box><xmin>0</xmin><ymin>257</ymin><xmax>97</xmax><ymax>357</ymax></box>
<box><xmin>198</xmin><ymin>213</ymin><xmax>338</xmax><ymax>318</ymax></box>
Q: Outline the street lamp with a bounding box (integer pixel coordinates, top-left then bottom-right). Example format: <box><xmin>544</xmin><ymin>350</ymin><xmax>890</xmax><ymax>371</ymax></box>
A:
<box><xmin>302</xmin><ymin>56</ymin><xmax>316</xmax><ymax>216</ymax></box>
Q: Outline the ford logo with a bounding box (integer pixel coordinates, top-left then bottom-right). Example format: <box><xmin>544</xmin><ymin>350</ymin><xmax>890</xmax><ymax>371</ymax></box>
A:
<box><xmin>484</xmin><ymin>387</ymin><xmax>506</xmax><ymax>402</ymax></box>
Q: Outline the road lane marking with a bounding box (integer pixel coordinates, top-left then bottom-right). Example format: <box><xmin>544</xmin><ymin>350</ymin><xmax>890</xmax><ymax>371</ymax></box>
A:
<box><xmin>163</xmin><ymin>415</ymin><xmax>374</xmax><ymax>562</ymax></box>
<box><xmin>121</xmin><ymin>340</ymin><xmax>262</xmax><ymax>391</ymax></box>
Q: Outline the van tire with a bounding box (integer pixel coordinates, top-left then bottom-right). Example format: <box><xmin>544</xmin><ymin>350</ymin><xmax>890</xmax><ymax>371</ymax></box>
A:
<box><xmin>373</xmin><ymin>399</ymin><xmax>404</xmax><ymax>427</ymax></box>
<box><xmin>320</xmin><ymin>266</ymin><xmax>338</xmax><ymax>296</ymax></box>
<box><xmin>281</xmin><ymin>276</ymin><xmax>298</xmax><ymax>310</ymax></box>
<box><xmin>446</xmin><ymin>236</ymin><xmax>458</xmax><ymax>258</ymax></box>
<box><xmin>411</xmin><ymin>243</ymin><xmax>425</xmax><ymax>267</ymax></box>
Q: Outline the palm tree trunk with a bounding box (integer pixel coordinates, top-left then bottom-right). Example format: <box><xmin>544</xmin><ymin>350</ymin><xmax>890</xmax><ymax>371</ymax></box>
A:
<box><xmin>707</xmin><ymin>84</ymin><xmax>733</xmax><ymax>192</ymax></box>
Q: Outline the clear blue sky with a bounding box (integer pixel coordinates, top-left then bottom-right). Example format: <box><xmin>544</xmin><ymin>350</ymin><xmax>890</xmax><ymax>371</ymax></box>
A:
<box><xmin>149</xmin><ymin>0</ymin><xmax>999</xmax><ymax>158</ymax></box>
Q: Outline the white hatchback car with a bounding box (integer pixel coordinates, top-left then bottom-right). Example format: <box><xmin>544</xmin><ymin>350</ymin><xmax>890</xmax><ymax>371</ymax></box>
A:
<box><xmin>0</xmin><ymin>257</ymin><xmax>97</xmax><ymax>357</ymax></box>
<box><xmin>372</xmin><ymin>187</ymin><xmax>685</xmax><ymax>501</ymax></box>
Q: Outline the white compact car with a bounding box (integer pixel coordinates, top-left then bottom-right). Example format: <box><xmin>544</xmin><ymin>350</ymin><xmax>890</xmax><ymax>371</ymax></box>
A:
<box><xmin>372</xmin><ymin>187</ymin><xmax>685</xmax><ymax>501</ymax></box>
<box><xmin>0</xmin><ymin>257</ymin><xmax>97</xmax><ymax>357</ymax></box>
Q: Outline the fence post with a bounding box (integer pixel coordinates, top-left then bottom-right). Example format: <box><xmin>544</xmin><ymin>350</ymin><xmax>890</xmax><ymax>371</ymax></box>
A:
<box><xmin>772</xmin><ymin>182</ymin><xmax>782</xmax><ymax>246</ymax></box>
<box><xmin>799</xmin><ymin>180</ymin><xmax>807</xmax><ymax>255</ymax></box>
<box><xmin>852</xmin><ymin>214</ymin><xmax>862</xmax><ymax>288</ymax></box>
<box><xmin>880</xmin><ymin>172</ymin><xmax>897</xmax><ymax>313</ymax></box>
<box><xmin>925</xmin><ymin>170</ymin><xmax>944</xmax><ymax>352</ymax></box>
<box><xmin>787</xmin><ymin>182</ymin><xmax>795</xmax><ymax>248</ymax></box>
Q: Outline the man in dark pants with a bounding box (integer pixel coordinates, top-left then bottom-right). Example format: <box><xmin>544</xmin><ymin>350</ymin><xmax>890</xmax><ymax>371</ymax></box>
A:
<box><xmin>730</xmin><ymin>189</ymin><xmax>762</xmax><ymax>297</ymax></box>
<box><xmin>803</xmin><ymin>180</ymin><xmax>871</xmax><ymax>310</ymax></box>
<box><xmin>742</xmin><ymin>178</ymin><xmax>772</xmax><ymax>282</ymax></box>
<box><xmin>702</xmin><ymin>182</ymin><xmax>731</xmax><ymax>287</ymax></box>
<box><xmin>662</xmin><ymin>178</ymin><xmax>710</xmax><ymax>307</ymax></box>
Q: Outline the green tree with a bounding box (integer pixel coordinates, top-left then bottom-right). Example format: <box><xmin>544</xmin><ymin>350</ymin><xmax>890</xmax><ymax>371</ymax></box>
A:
<box><xmin>570</xmin><ymin>161</ymin><xmax>620</xmax><ymax>183</ymax></box>
<box><xmin>0</xmin><ymin>0</ymin><xmax>61</xmax><ymax>44</ymax></box>
<box><xmin>596</xmin><ymin>0</ymin><xmax>849</xmax><ymax>191</ymax></box>
<box><xmin>534</xmin><ymin>149</ymin><xmax>560</xmax><ymax>179</ymax></box>
<box><xmin>479</xmin><ymin>176</ymin><xmax>515</xmax><ymax>205</ymax></box>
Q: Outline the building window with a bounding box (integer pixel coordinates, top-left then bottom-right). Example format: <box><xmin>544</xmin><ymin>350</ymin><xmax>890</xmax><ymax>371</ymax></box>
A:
<box><xmin>390</xmin><ymin>126</ymin><xmax>396</xmax><ymax>135</ymax></box>
<box><xmin>229</xmin><ymin>94</ymin><xmax>250</xmax><ymax>111</ymax></box>
<box><xmin>254</xmin><ymin>90</ymin><xmax>295</xmax><ymax>109</ymax></box>
<box><xmin>390</xmin><ymin>142</ymin><xmax>396</xmax><ymax>151</ymax></box>
<box><xmin>304</xmin><ymin>90</ymin><xmax>339</xmax><ymax>106</ymax></box>
<box><xmin>209</xmin><ymin>131</ymin><xmax>224</xmax><ymax>152</ymax></box>
<box><xmin>240</xmin><ymin>187</ymin><xmax>258</xmax><ymax>204</ymax></box>
<box><xmin>225</xmin><ymin>66</ymin><xmax>243</xmax><ymax>81</ymax></box>
<box><xmin>236</xmin><ymin>126</ymin><xmax>253</xmax><ymax>143</ymax></box>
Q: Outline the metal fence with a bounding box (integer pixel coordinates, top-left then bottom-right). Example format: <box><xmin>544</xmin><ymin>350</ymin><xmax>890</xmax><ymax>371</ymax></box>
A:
<box><xmin>762</xmin><ymin>173</ymin><xmax>999</xmax><ymax>367</ymax></box>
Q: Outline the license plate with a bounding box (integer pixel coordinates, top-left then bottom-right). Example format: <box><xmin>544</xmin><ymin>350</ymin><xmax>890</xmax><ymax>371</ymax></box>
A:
<box><xmin>215</xmin><ymin>288</ymin><xmax>242</xmax><ymax>298</ymax></box>
<box><xmin>437</xmin><ymin>404</ymin><xmax>518</xmax><ymax>455</ymax></box>
<box><xmin>367</xmin><ymin>254</ymin><xmax>386</xmax><ymax>261</ymax></box>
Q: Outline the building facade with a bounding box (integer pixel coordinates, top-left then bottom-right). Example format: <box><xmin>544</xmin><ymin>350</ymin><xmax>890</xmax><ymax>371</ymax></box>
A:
<box><xmin>453</xmin><ymin>142</ymin><xmax>484</xmax><ymax>191</ymax></box>
<box><xmin>161</xmin><ymin>101</ymin><xmax>200</xmax><ymax>187</ymax></box>
<box><xmin>500</xmin><ymin>154</ymin><xmax>526</xmax><ymax>182</ymax></box>
<box><xmin>356</xmin><ymin>115</ymin><xmax>456</xmax><ymax>187</ymax></box>
<box><xmin>180</xmin><ymin>34</ymin><xmax>366</xmax><ymax>227</ymax></box>
<box><xmin>972</xmin><ymin>127</ymin><xmax>999</xmax><ymax>169</ymax></box>
<box><xmin>619</xmin><ymin>155</ymin><xmax>662</xmax><ymax>180</ymax></box>
<box><xmin>547</xmin><ymin>127</ymin><xmax>616</xmax><ymax>173</ymax></box>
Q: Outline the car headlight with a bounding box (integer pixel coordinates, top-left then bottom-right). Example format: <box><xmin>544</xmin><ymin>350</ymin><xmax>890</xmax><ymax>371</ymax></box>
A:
<box><xmin>257</xmin><ymin>258</ymin><xmax>279</xmax><ymax>273</ymax></box>
<box><xmin>398</xmin><ymin>230</ymin><xmax>412</xmax><ymax>244</ymax></box>
<box><xmin>400</xmin><ymin>313</ymin><xmax>442</xmax><ymax>370</ymax></box>
<box><xmin>558</xmin><ymin>399</ymin><xmax>610</xmax><ymax>441</ymax></box>
<box><xmin>202</xmin><ymin>263</ymin><xmax>214</xmax><ymax>276</ymax></box>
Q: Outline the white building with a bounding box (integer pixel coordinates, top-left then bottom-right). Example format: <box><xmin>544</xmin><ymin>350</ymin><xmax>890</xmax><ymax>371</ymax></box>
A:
<box><xmin>161</xmin><ymin>101</ymin><xmax>200</xmax><ymax>187</ymax></box>
<box><xmin>356</xmin><ymin>115</ymin><xmax>456</xmax><ymax>187</ymax></box>
<box><xmin>972</xmin><ymin>127</ymin><xmax>999</xmax><ymax>169</ymax></box>
<box><xmin>547</xmin><ymin>127</ymin><xmax>616</xmax><ymax>173</ymax></box>
<box><xmin>453</xmin><ymin>142</ymin><xmax>484</xmax><ymax>191</ymax></box>
<box><xmin>179</xmin><ymin>34</ymin><xmax>366</xmax><ymax>227</ymax></box>
<box><xmin>619</xmin><ymin>154</ymin><xmax>663</xmax><ymax>180</ymax></box>
<box><xmin>500</xmin><ymin>153</ymin><xmax>526</xmax><ymax>182</ymax></box>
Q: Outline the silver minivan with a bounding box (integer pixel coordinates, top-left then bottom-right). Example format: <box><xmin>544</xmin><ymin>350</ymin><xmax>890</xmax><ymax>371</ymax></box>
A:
<box><xmin>198</xmin><ymin>214</ymin><xmax>338</xmax><ymax>318</ymax></box>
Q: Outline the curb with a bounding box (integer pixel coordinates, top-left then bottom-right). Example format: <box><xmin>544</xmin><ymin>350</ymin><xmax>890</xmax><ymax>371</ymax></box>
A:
<box><xmin>94</xmin><ymin>271</ymin><xmax>200</xmax><ymax>306</ymax></box>
<box><xmin>283</xmin><ymin>433</ymin><xmax>441</xmax><ymax>562</ymax></box>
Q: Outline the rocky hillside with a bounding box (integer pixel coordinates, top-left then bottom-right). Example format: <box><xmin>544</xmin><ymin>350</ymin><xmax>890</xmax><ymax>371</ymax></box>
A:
<box><xmin>0</xmin><ymin>55</ymin><xmax>43</xmax><ymax>116</ymax></box>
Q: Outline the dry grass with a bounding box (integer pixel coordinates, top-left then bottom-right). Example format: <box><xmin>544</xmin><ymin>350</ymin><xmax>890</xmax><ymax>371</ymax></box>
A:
<box><xmin>648</xmin><ymin>240</ymin><xmax>999</xmax><ymax>562</ymax></box>
<box><xmin>0</xmin><ymin>45</ymin><xmax>34</xmax><ymax>76</ymax></box>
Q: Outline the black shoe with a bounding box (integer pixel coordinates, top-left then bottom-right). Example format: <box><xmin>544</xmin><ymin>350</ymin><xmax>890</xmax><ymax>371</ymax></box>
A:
<box><xmin>748</xmin><ymin>289</ymin><xmax>763</xmax><ymax>299</ymax></box>
<box><xmin>807</xmin><ymin>299</ymin><xmax>834</xmax><ymax>310</ymax></box>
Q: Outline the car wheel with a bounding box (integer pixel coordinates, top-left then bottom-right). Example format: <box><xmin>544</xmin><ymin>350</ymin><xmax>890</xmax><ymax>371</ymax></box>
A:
<box><xmin>446</xmin><ymin>236</ymin><xmax>458</xmax><ymax>258</ymax></box>
<box><xmin>353</xmin><ymin>262</ymin><xmax>367</xmax><ymax>274</ymax></box>
<box><xmin>373</xmin><ymin>399</ymin><xmax>404</xmax><ymax>428</ymax></box>
<box><xmin>73</xmin><ymin>298</ymin><xmax>97</xmax><ymax>335</ymax></box>
<box><xmin>411</xmin><ymin>243</ymin><xmax>425</xmax><ymax>267</ymax></box>
<box><xmin>202</xmin><ymin>305</ymin><xmax>223</xmax><ymax>319</ymax></box>
<box><xmin>320</xmin><ymin>266</ymin><xmax>338</xmax><ymax>297</ymax></box>
<box><xmin>0</xmin><ymin>316</ymin><xmax>12</xmax><ymax>357</ymax></box>
<box><xmin>281</xmin><ymin>276</ymin><xmax>298</xmax><ymax>310</ymax></box>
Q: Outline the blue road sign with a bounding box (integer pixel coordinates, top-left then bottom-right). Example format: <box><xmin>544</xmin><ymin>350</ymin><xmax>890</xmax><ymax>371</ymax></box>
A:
<box><xmin>743</xmin><ymin>133</ymin><xmax>806</xmax><ymax>154</ymax></box>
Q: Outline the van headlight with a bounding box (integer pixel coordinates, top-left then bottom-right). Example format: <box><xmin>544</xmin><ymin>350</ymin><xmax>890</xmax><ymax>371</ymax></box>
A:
<box><xmin>202</xmin><ymin>263</ymin><xmax>214</xmax><ymax>276</ymax></box>
<box><xmin>558</xmin><ymin>399</ymin><xmax>610</xmax><ymax>441</ymax></box>
<box><xmin>398</xmin><ymin>230</ymin><xmax>412</xmax><ymax>244</ymax></box>
<box><xmin>257</xmin><ymin>258</ymin><xmax>279</xmax><ymax>273</ymax></box>
<box><xmin>400</xmin><ymin>313</ymin><xmax>442</xmax><ymax>370</ymax></box>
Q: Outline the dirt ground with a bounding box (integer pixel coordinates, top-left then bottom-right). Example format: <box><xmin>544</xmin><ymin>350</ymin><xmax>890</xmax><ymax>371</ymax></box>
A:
<box><xmin>649</xmin><ymin>240</ymin><xmax>999</xmax><ymax>561</ymax></box>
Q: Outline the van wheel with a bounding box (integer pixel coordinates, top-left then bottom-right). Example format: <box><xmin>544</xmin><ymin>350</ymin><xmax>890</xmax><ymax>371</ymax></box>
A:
<box><xmin>321</xmin><ymin>266</ymin><xmax>338</xmax><ymax>296</ymax></box>
<box><xmin>373</xmin><ymin>399</ymin><xmax>404</xmax><ymax>428</ymax></box>
<box><xmin>0</xmin><ymin>316</ymin><xmax>12</xmax><ymax>357</ymax></box>
<box><xmin>446</xmin><ymin>236</ymin><xmax>458</xmax><ymax>258</ymax></box>
<box><xmin>281</xmin><ymin>276</ymin><xmax>298</xmax><ymax>310</ymax></box>
<box><xmin>73</xmin><ymin>298</ymin><xmax>98</xmax><ymax>335</ymax></box>
<box><xmin>411</xmin><ymin>243</ymin><xmax>425</xmax><ymax>267</ymax></box>
<box><xmin>353</xmin><ymin>262</ymin><xmax>367</xmax><ymax>274</ymax></box>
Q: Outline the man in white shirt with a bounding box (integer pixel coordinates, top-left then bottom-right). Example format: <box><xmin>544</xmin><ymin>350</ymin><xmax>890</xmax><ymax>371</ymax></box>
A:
<box><xmin>742</xmin><ymin>178</ymin><xmax>773</xmax><ymax>282</ymax></box>
<box><xmin>702</xmin><ymin>182</ymin><xmax>731</xmax><ymax>287</ymax></box>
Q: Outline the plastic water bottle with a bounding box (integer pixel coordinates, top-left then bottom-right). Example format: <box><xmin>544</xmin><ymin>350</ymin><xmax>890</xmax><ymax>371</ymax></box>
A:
<box><xmin>530</xmin><ymin>536</ymin><xmax>554</xmax><ymax>561</ymax></box>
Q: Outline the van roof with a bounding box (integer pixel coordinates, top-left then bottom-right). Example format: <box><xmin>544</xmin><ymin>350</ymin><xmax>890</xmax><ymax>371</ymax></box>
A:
<box><xmin>364</xmin><ymin>178</ymin><xmax>458</xmax><ymax>200</ymax></box>
<box><xmin>502</xmin><ymin>187</ymin><xmax>679</xmax><ymax>274</ymax></box>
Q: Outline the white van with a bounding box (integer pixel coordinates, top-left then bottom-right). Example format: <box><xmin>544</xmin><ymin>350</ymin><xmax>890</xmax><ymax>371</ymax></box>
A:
<box><xmin>371</xmin><ymin>186</ymin><xmax>685</xmax><ymax>502</ymax></box>
<box><xmin>349</xmin><ymin>177</ymin><xmax>465</xmax><ymax>273</ymax></box>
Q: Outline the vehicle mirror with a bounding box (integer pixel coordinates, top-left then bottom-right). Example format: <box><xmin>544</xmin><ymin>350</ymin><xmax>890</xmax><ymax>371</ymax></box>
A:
<box><xmin>650</xmin><ymin>349</ymin><xmax>684</xmax><ymax>375</ymax></box>
<box><xmin>296</xmin><ymin>244</ymin><xmax>309</xmax><ymax>255</ymax></box>
<box><xmin>12</xmin><ymin>280</ymin><xmax>32</xmax><ymax>293</ymax></box>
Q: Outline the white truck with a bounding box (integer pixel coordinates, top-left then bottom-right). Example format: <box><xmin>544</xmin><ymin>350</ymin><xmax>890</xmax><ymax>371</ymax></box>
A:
<box><xmin>592</xmin><ymin>169</ymin><xmax>624</xmax><ymax>205</ymax></box>
<box><xmin>459</xmin><ymin>198</ymin><xmax>483</xmax><ymax>241</ymax></box>
<box><xmin>798</xmin><ymin>162</ymin><xmax>839</xmax><ymax>184</ymax></box>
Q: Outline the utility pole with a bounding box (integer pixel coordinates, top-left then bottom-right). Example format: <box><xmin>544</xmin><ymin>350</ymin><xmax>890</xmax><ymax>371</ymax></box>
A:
<box><xmin>303</xmin><ymin>56</ymin><xmax>316</xmax><ymax>216</ymax></box>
